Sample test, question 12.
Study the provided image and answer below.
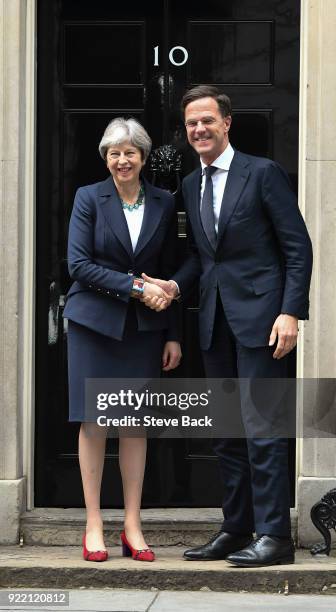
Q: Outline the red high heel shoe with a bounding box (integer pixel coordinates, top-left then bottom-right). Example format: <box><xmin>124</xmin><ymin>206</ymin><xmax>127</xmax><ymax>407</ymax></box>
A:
<box><xmin>82</xmin><ymin>533</ymin><xmax>108</xmax><ymax>562</ymax></box>
<box><xmin>120</xmin><ymin>530</ymin><xmax>155</xmax><ymax>562</ymax></box>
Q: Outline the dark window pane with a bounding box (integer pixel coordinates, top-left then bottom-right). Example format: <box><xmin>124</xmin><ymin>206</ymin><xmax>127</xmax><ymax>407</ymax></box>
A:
<box><xmin>230</xmin><ymin>111</ymin><xmax>272</xmax><ymax>157</ymax></box>
<box><xmin>63</xmin><ymin>23</ymin><xmax>145</xmax><ymax>84</ymax></box>
<box><xmin>188</xmin><ymin>21</ymin><xmax>273</xmax><ymax>85</ymax></box>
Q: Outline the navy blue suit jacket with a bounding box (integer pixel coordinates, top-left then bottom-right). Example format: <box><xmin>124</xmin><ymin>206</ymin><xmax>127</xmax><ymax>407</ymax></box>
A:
<box><xmin>173</xmin><ymin>150</ymin><xmax>313</xmax><ymax>350</ymax></box>
<box><xmin>63</xmin><ymin>175</ymin><xmax>180</xmax><ymax>341</ymax></box>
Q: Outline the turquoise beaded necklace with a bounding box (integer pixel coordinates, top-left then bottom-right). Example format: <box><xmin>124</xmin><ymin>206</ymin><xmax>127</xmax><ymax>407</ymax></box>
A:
<box><xmin>120</xmin><ymin>183</ymin><xmax>145</xmax><ymax>211</ymax></box>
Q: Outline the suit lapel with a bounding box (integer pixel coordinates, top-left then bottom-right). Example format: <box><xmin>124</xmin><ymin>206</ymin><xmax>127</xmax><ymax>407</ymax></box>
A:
<box><xmin>217</xmin><ymin>152</ymin><xmax>250</xmax><ymax>245</ymax></box>
<box><xmin>99</xmin><ymin>176</ymin><xmax>164</xmax><ymax>259</ymax></box>
<box><xmin>134</xmin><ymin>179</ymin><xmax>164</xmax><ymax>257</ymax></box>
<box><xmin>99</xmin><ymin>176</ymin><xmax>133</xmax><ymax>258</ymax></box>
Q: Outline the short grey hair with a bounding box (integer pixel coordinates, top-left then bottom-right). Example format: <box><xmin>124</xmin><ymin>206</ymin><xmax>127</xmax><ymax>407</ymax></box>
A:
<box><xmin>98</xmin><ymin>117</ymin><xmax>152</xmax><ymax>162</ymax></box>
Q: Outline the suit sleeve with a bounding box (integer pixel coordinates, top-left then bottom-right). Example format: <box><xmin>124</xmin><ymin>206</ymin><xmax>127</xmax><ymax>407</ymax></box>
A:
<box><xmin>158</xmin><ymin>195</ymin><xmax>182</xmax><ymax>342</ymax></box>
<box><xmin>171</xmin><ymin>181</ymin><xmax>202</xmax><ymax>298</ymax></box>
<box><xmin>67</xmin><ymin>187</ymin><xmax>133</xmax><ymax>302</ymax></box>
<box><xmin>261</xmin><ymin>162</ymin><xmax>313</xmax><ymax>319</ymax></box>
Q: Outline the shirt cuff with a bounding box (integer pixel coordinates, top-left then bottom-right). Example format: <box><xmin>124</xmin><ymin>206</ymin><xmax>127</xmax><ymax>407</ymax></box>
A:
<box><xmin>169</xmin><ymin>280</ymin><xmax>181</xmax><ymax>299</ymax></box>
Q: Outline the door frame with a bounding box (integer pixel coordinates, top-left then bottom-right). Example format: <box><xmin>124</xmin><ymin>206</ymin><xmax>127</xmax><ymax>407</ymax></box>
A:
<box><xmin>22</xmin><ymin>0</ymin><xmax>37</xmax><ymax>510</ymax></box>
<box><xmin>24</xmin><ymin>0</ymin><xmax>305</xmax><ymax>511</ymax></box>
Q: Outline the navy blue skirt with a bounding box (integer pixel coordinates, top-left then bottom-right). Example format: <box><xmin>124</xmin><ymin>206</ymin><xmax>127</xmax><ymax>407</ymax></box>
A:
<box><xmin>67</xmin><ymin>303</ymin><xmax>164</xmax><ymax>422</ymax></box>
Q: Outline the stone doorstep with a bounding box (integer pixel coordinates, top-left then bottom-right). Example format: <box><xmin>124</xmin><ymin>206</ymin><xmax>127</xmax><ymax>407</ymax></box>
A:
<box><xmin>0</xmin><ymin>546</ymin><xmax>336</xmax><ymax>594</ymax></box>
<box><xmin>20</xmin><ymin>508</ymin><xmax>298</xmax><ymax>547</ymax></box>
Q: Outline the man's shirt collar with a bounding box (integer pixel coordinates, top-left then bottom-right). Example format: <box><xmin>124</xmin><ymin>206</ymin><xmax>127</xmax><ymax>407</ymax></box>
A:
<box><xmin>201</xmin><ymin>142</ymin><xmax>235</xmax><ymax>173</ymax></box>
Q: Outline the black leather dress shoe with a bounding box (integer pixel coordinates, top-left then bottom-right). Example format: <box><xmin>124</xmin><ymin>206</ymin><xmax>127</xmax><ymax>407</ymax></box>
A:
<box><xmin>226</xmin><ymin>535</ymin><xmax>295</xmax><ymax>567</ymax></box>
<box><xmin>183</xmin><ymin>531</ymin><xmax>253</xmax><ymax>561</ymax></box>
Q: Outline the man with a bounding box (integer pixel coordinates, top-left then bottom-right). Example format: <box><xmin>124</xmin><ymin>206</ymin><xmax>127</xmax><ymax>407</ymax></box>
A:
<box><xmin>142</xmin><ymin>85</ymin><xmax>312</xmax><ymax>567</ymax></box>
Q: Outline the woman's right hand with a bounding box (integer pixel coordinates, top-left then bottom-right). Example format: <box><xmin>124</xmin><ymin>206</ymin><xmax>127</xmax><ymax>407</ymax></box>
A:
<box><xmin>142</xmin><ymin>282</ymin><xmax>172</xmax><ymax>311</ymax></box>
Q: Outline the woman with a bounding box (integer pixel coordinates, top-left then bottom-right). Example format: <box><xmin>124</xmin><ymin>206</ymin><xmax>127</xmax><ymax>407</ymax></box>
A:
<box><xmin>63</xmin><ymin>118</ymin><xmax>181</xmax><ymax>562</ymax></box>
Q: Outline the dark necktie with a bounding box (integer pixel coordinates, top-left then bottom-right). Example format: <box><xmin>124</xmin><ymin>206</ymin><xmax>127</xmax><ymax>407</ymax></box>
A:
<box><xmin>200</xmin><ymin>165</ymin><xmax>217</xmax><ymax>249</ymax></box>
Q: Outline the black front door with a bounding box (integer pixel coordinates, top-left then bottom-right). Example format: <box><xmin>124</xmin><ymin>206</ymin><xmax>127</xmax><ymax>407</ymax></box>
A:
<box><xmin>35</xmin><ymin>0</ymin><xmax>300</xmax><ymax>507</ymax></box>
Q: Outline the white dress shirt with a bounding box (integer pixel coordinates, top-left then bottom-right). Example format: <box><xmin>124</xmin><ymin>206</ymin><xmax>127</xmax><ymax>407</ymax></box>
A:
<box><xmin>123</xmin><ymin>203</ymin><xmax>145</xmax><ymax>251</ymax></box>
<box><xmin>171</xmin><ymin>144</ymin><xmax>235</xmax><ymax>297</ymax></box>
<box><xmin>200</xmin><ymin>143</ymin><xmax>235</xmax><ymax>233</ymax></box>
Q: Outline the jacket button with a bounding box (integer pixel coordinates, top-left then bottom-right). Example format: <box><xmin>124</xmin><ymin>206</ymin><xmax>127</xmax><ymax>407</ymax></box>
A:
<box><xmin>116</xmin><ymin>293</ymin><xmax>120</xmax><ymax>297</ymax></box>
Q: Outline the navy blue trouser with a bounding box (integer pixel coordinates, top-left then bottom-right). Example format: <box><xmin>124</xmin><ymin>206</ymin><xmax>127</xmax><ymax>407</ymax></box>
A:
<box><xmin>202</xmin><ymin>294</ymin><xmax>291</xmax><ymax>537</ymax></box>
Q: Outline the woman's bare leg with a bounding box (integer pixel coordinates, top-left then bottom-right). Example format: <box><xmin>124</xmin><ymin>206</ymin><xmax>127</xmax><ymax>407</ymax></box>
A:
<box><xmin>79</xmin><ymin>422</ymin><xmax>107</xmax><ymax>550</ymax></box>
<box><xmin>119</xmin><ymin>433</ymin><xmax>149</xmax><ymax>549</ymax></box>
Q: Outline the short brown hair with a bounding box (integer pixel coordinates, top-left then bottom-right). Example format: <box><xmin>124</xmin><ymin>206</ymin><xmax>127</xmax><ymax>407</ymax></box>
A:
<box><xmin>181</xmin><ymin>86</ymin><xmax>232</xmax><ymax>118</ymax></box>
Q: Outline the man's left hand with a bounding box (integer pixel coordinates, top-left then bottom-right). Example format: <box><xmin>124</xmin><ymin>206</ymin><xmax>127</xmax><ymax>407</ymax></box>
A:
<box><xmin>162</xmin><ymin>341</ymin><xmax>182</xmax><ymax>371</ymax></box>
<box><xmin>269</xmin><ymin>314</ymin><xmax>299</xmax><ymax>359</ymax></box>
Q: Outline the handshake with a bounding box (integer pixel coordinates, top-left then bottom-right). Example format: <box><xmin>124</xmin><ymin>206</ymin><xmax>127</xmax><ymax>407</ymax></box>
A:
<box><xmin>139</xmin><ymin>273</ymin><xmax>179</xmax><ymax>312</ymax></box>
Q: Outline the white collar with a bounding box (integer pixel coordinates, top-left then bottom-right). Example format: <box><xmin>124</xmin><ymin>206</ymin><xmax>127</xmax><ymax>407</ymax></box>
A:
<box><xmin>201</xmin><ymin>143</ymin><xmax>235</xmax><ymax>173</ymax></box>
